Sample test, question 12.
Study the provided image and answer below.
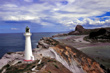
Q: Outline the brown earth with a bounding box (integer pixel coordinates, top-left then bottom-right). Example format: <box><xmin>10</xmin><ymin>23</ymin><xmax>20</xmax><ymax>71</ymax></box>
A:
<box><xmin>0</xmin><ymin>57</ymin><xmax>72</xmax><ymax>73</ymax></box>
<box><xmin>37</xmin><ymin>37</ymin><xmax>107</xmax><ymax>73</ymax></box>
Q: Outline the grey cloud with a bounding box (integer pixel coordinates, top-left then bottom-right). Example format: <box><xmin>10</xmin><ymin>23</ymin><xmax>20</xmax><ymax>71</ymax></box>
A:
<box><xmin>0</xmin><ymin>0</ymin><xmax>110</xmax><ymax>30</ymax></box>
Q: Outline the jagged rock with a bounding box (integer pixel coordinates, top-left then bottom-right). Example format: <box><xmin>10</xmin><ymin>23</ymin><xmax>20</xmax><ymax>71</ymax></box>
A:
<box><xmin>68</xmin><ymin>25</ymin><xmax>86</xmax><ymax>35</ymax></box>
<box><xmin>75</xmin><ymin>25</ymin><xmax>85</xmax><ymax>33</ymax></box>
<box><xmin>37</xmin><ymin>40</ymin><xmax>50</xmax><ymax>49</ymax></box>
<box><xmin>52</xmin><ymin>45</ymin><xmax>105</xmax><ymax>73</ymax></box>
<box><xmin>36</xmin><ymin>38</ymin><xmax>106</xmax><ymax>73</ymax></box>
<box><xmin>0</xmin><ymin>52</ymin><xmax>23</xmax><ymax>70</ymax></box>
<box><xmin>37</xmin><ymin>37</ymin><xmax>59</xmax><ymax>49</ymax></box>
<box><xmin>1</xmin><ymin>33</ymin><xmax>109</xmax><ymax>73</ymax></box>
<box><xmin>0</xmin><ymin>57</ymin><xmax>72</xmax><ymax>73</ymax></box>
<box><xmin>68</xmin><ymin>25</ymin><xmax>110</xmax><ymax>35</ymax></box>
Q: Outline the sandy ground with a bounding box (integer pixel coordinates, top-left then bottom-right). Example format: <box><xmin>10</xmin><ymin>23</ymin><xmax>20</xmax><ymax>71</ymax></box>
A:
<box><xmin>55</xmin><ymin>35</ymin><xmax>110</xmax><ymax>68</ymax></box>
<box><xmin>55</xmin><ymin>35</ymin><xmax>110</xmax><ymax>50</ymax></box>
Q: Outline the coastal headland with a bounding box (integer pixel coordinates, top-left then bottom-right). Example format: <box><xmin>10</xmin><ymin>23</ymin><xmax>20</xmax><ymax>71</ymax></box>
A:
<box><xmin>0</xmin><ymin>25</ymin><xmax>110</xmax><ymax>73</ymax></box>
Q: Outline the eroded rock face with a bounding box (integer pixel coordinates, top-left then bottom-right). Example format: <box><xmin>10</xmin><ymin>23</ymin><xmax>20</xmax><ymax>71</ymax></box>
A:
<box><xmin>0</xmin><ymin>52</ymin><xmax>23</xmax><ymax>70</ymax></box>
<box><xmin>68</xmin><ymin>25</ymin><xmax>86</xmax><ymax>35</ymax></box>
<box><xmin>0</xmin><ymin>57</ymin><xmax>72</xmax><ymax>73</ymax></box>
<box><xmin>68</xmin><ymin>25</ymin><xmax>110</xmax><ymax>35</ymax></box>
<box><xmin>52</xmin><ymin>45</ymin><xmax>105</xmax><ymax>73</ymax></box>
<box><xmin>37</xmin><ymin>37</ymin><xmax>59</xmax><ymax>49</ymax></box>
<box><xmin>0</xmin><ymin>37</ymin><xmax>108</xmax><ymax>73</ymax></box>
<box><xmin>37</xmin><ymin>57</ymin><xmax>72</xmax><ymax>73</ymax></box>
<box><xmin>38</xmin><ymin>37</ymin><xmax>106</xmax><ymax>73</ymax></box>
<box><xmin>75</xmin><ymin>25</ymin><xmax>85</xmax><ymax>33</ymax></box>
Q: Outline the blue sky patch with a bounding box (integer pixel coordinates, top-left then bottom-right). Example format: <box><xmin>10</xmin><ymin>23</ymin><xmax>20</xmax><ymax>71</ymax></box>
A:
<box><xmin>0</xmin><ymin>0</ymin><xmax>110</xmax><ymax>33</ymax></box>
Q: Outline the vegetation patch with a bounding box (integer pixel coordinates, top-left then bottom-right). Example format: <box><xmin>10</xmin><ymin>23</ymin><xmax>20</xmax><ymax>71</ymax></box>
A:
<box><xmin>1</xmin><ymin>60</ymin><xmax>39</xmax><ymax>73</ymax></box>
<box><xmin>53</xmin><ymin>64</ymin><xmax>59</xmax><ymax>69</ymax></box>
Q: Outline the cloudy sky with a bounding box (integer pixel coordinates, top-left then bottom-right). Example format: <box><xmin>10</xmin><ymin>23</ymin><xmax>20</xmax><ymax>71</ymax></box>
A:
<box><xmin>0</xmin><ymin>0</ymin><xmax>110</xmax><ymax>33</ymax></box>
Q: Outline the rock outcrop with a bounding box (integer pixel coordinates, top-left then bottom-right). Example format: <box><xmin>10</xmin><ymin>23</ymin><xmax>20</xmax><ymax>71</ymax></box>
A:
<box><xmin>0</xmin><ymin>49</ymin><xmax>72</xmax><ymax>73</ymax></box>
<box><xmin>0</xmin><ymin>52</ymin><xmax>23</xmax><ymax>70</ymax></box>
<box><xmin>89</xmin><ymin>28</ymin><xmax>110</xmax><ymax>39</ymax></box>
<box><xmin>68</xmin><ymin>25</ymin><xmax>110</xmax><ymax>35</ymax></box>
<box><xmin>68</xmin><ymin>25</ymin><xmax>86</xmax><ymax>35</ymax></box>
<box><xmin>37</xmin><ymin>37</ymin><xmax>59</xmax><ymax>49</ymax></box>
<box><xmin>75</xmin><ymin>25</ymin><xmax>85</xmax><ymax>33</ymax></box>
<box><xmin>0</xmin><ymin>36</ymin><xmax>109</xmax><ymax>73</ymax></box>
<box><xmin>0</xmin><ymin>57</ymin><xmax>72</xmax><ymax>73</ymax></box>
<box><xmin>37</xmin><ymin>37</ymin><xmax>107</xmax><ymax>73</ymax></box>
<box><xmin>52</xmin><ymin>45</ymin><xmax>105</xmax><ymax>73</ymax></box>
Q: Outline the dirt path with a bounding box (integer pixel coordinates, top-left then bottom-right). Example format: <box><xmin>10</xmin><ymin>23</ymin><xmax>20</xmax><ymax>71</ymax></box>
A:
<box><xmin>73</xmin><ymin>35</ymin><xmax>89</xmax><ymax>43</ymax></box>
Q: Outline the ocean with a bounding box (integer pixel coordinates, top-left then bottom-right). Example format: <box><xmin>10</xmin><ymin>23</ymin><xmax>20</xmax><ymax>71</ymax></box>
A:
<box><xmin>0</xmin><ymin>32</ymin><xmax>60</xmax><ymax>58</ymax></box>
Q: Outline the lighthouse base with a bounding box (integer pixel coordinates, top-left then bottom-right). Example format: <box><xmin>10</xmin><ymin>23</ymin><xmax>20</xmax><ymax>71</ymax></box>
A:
<box><xmin>24</xmin><ymin>55</ymin><xmax>35</xmax><ymax>61</ymax></box>
<box><xmin>24</xmin><ymin>59</ymin><xmax>33</xmax><ymax>62</ymax></box>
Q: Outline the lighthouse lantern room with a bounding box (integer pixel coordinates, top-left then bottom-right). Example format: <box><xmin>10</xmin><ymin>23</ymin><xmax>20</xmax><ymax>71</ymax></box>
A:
<box><xmin>24</xmin><ymin>26</ymin><xmax>34</xmax><ymax>61</ymax></box>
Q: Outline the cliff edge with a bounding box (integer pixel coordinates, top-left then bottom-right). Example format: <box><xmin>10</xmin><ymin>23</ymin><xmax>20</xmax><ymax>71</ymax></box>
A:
<box><xmin>37</xmin><ymin>37</ymin><xmax>107</xmax><ymax>73</ymax></box>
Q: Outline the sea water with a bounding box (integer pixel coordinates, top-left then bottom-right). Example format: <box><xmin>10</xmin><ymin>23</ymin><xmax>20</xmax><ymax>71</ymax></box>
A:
<box><xmin>0</xmin><ymin>32</ymin><xmax>59</xmax><ymax>58</ymax></box>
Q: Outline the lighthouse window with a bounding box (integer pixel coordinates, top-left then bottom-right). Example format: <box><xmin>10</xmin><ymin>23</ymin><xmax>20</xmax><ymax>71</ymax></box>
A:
<box><xmin>26</xmin><ymin>26</ymin><xmax>29</xmax><ymax>32</ymax></box>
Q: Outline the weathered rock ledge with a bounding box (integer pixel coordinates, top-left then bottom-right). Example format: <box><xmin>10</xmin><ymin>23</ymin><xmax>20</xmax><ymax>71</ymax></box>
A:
<box><xmin>37</xmin><ymin>37</ymin><xmax>108</xmax><ymax>73</ymax></box>
<box><xmin>0</xmin><ymin>49</ymin><xmax>72</xmax><ymax>73</ymax></box>
<box><xmin>0</xmin><ymin>36</ymin><xmax>109</xmax><ymax>73</ymax></box>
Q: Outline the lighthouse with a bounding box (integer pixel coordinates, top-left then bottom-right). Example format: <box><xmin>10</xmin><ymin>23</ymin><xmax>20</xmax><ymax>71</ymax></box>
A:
<box><xmin>24</xmin><ymin>26</ymin><xmax>34</xmax><ymax>61</ymax></box>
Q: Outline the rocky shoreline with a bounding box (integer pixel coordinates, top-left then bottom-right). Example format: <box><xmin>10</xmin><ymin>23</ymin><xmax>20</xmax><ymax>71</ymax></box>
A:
<box><xmin>37</xmin><ymin>37</ymin><xmax>108</xmax><ymax>73</ymax></box>
<box><xmin>0</xmin><ymin>35</ymin><xmax>109</xmax><ymax>73</ymax></box>
<box><xmin>0</xmin><ymin>45</ymin><xmax>72</xmax><ymax>73</ymax></box>
<box><xmin>0</xmin><ymin>25</ymin><xmax>110</xmax><ymax>73</ymax></box>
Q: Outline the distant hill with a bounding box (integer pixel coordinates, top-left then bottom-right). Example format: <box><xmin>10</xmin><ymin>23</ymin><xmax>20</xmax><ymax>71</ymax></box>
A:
<box><xmin>68</xmin><ymin>25</ymin><xmax>110</xmax><ymax>35</ymax></box>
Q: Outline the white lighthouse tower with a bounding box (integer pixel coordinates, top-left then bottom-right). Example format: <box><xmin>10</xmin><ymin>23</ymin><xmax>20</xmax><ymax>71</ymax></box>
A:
<box><xmin>24</xmin><ymin>26</ymin><xmax>34</xmax><ymax>61</ymax></box>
